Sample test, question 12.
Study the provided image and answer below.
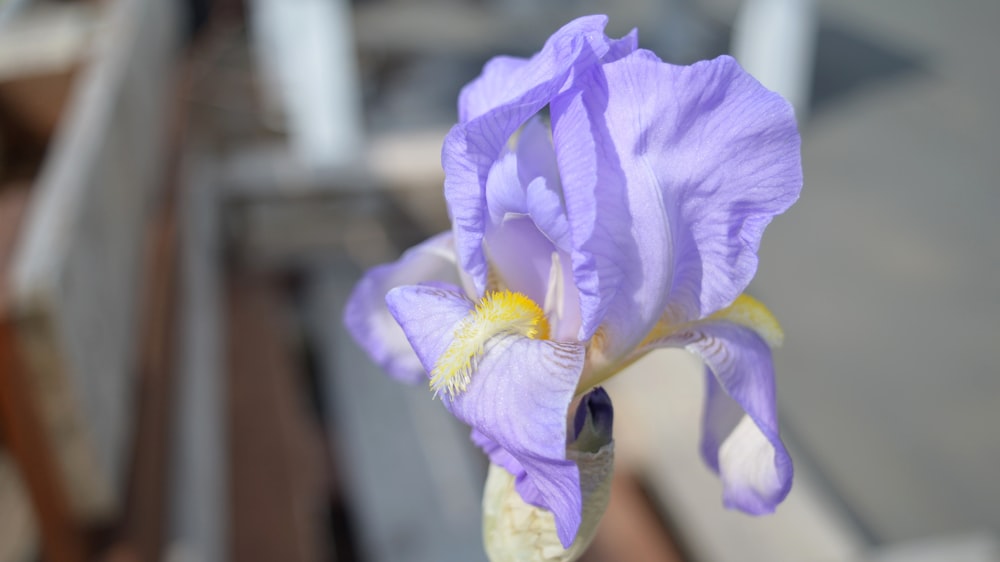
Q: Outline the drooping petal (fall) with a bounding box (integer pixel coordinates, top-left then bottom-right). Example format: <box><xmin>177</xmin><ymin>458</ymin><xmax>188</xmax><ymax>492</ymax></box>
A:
<box><xmin>343</xmin><ymin>232</ymin><xmax>462</xmax><ymax>383</ymax></box>
<box><xmin>644</xmin><ymin>314</ymin><xmax>792</xmax><ymax>513</ymax></box>
<box><xmin>386</xmin><ymin>284</ymin><xmax>588</xmax><ymax>545</ymax></box>
<box><xmin>480</xmin><ymin>388</ymin><xmax>616</xmax><ymax>558</ymax></box>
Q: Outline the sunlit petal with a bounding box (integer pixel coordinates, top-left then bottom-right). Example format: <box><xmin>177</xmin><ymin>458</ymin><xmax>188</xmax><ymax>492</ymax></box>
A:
<box><xmin>343</xmin><ymin>232</ymin><xmax>460</xmax><ymax>383</ymax></box>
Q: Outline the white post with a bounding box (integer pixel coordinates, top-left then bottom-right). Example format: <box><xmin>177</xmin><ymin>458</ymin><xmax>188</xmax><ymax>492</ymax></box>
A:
<box><xmin>731</xmin><ymin>0</ymin><xmax>817</xmax><ymax>120</ymax></box>
<box><xmin>249</xmin><ymin>0</ymin><xmax>364</xmax><ymax>169</ymax></box>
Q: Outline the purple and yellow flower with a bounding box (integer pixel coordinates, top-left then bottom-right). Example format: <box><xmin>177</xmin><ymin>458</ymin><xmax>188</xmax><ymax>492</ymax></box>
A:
<box><xmin>345</xmin><ymin>14</ymin><xmax>801</xmax><ymax>554</ymax></box>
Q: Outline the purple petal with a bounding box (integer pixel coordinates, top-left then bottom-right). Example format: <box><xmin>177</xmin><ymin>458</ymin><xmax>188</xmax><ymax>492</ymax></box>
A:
<box><xmin>484</xmin><ymin>215</ymin><xmax>557</xmax><ymax>307</ymax></box>
<box><xmin>516</xmin><ymin>118</ymin><xmax>573</xmax><ymax>252</ymax></box>
<box><xmin>384</xmin><ymin>283</ymin><xmax>473</xmax><ymax>376</ymax></box>
<box><xmin>481</xmin><ymin>118</ymin><xmax>569</xmax><ymax>250</ymax></box>
<box><xmin>472</xmin><ymin>428</ymin><xmax>526</xmax><ymax>479</ymax></box>
<box><xmin>550</xmin><ymin>55</ymin><xmax>674</xmax><ymax>360</ymax></box>
<box><xmin>444</xmin><ymin>16</ymin><xmax>630</xmax><ymax>296</ymax></box>
<box><xmin>552</xmin><ymin>52</ymin><xmax>800</xmax><ymax>361</ymax></box>
<box><xmin>515</xmin><ymin>117</ymin><xmax>561</xmax><ymax>194</ymax></box>
<box><xmin>651</xmin><ymin>320</ymin><xmax>793</xmax><ymax>513</ymax></box>
<box><xmin>480</xmin><ymin>148</ymin><xmax>555</xmax><ymax>304</ymax></box>
<box><xmin>385</xmin><ymin>284</ymin><xmax>587</xmax><ymax>547</ymax></box>
<box><xmin>484</xmin><ymin>151</ymin><xmax>527</xmax><ymax>224</ymax></box>
<box><xmin>446</xmin><ymin>336</ymin><xmax>586</xmax><ymax>547</ymax></box>
<box><xmin>457</xmin><ymin>15</ymin><xmax>615</xmax><ymax>123</ymax></box>
<box><xmin>479</xmin><ymin>120</ymin><xmax>581</xmax><ymax>339</ymax></box>
<box><xmin>654</xmin><ymin>56</ymin><xmax>801</xmax><ymax>322</ymax></box>
<box><xmin>343</xmin><ymin>232</ymin><xmax>461</xmax><ymax>383</ymax></box>
<box><xmin>603</xmin><ymin>28</ymin><xmax>639</xmax><ymax>63</ymax></box>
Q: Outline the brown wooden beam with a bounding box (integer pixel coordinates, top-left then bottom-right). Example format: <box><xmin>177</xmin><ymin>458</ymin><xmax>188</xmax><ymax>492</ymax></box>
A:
<box><xmin>226</xmin><ymin>274</ymin><xmax>327</xmax><ymax>562</ymax></box>
<box><xmin>0</xmin><ymin>185</ymin><xmax>88</xmax><ymax>562</ymax></box>
<box><xmin>0</xmin><ymin>319</ymin><xmax>89</xmax><ymax>562</ymax></box>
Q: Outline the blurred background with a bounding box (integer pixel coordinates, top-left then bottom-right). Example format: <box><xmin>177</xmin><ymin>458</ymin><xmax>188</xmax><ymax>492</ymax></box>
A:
<box><xmin>0</xmin><ymin>0</ymin><xmax>997</xmax><ymax>560</ymax></box>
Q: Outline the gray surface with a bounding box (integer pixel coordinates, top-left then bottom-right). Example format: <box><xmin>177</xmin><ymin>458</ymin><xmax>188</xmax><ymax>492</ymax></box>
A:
<box><xmin>754</xmin><ymin>0</ymin><xmax>1000</xmax><ymax>545</ymax></box>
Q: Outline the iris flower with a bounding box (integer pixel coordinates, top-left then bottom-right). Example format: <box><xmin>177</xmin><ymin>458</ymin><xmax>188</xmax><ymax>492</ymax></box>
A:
<box><xmin>345</xmin><ymin>14</ymin><xmax>801</xmax><ymax>554</ymax></box>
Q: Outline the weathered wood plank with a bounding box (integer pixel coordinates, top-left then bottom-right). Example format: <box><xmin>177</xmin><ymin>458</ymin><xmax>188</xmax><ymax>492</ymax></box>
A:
<box><xmin>0</xmin><ymin>320</ymin><xmax>85</xmax><ymax>562</ymax></box>
<box><xmin>227</xmin><ymin>274</ymin><xmax>327</xmax><ymax>562</ymax></box>
<box><xmin>0</xmin><ymin>452</ymin><xmax>37</xmax><ymax>562</ymax></box>
<box><xmin>0</xmin><ymin>185</ymin><xmax>54</xmax><ymax>562</ymax></box>
<box><xmin>7</xmin><ymin>0</ymin><xmax>179</xmax><ymax>521</ymax></box>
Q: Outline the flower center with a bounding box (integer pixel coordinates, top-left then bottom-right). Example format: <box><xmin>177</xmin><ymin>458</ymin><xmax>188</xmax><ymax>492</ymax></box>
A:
<box><xmin>430</xmin><ymin>290</ymin><xmax>550</xmax><ymax>398</ymax></box>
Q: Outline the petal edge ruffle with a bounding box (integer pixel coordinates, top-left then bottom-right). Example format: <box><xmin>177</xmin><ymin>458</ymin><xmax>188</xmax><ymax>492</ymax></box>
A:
<box><xmin>343</xmin><ymin>232</ymin><xmax>461</xmax><ymax>383</ymax></box>
<box><xmin>645</xmin><ymin>318</ymin><xmax>793</xmax><ymax>513</ymax></box>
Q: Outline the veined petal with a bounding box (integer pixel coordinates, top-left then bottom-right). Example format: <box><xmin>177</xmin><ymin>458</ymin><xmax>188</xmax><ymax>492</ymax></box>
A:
<box><xmin>483</xmin><ymin>440</ymin><xmax>613</xmax><ymax>561</ymax></box>
<box><xmin>457</xmin><ymin>15</ymin><xmax>621</xmax><ymax>123</ymax></box>
<box><xmin>643</xmin><ymin>312</ymin><xmax>793</xmax><ymax>513</ymax></box>
<box><xmin>477</xmin><ymin>391</ymin><xmax>613</xmax><ymax>558</ymax></box>
<box><xmin>658</xmin><ymin>56</ymin><xmax>801</xmax><ymax>322</ymax></box>
<box><xmin>628</xmin><ymin>53</ymin><xmax>802</xmax><ymax>324</ymax></box>
<box><xmin>343</xmin><ymin>232</ymin><xmax>461</xmax><ymax>383</ymax></box>
<box><xmin>553</xmin><ymin>51</ymin><xmax>800</xmax><ymax>364</ymax></box>
<box><xmin>550</xmin><ymin>53</ymin><xmax>674</xmax><ymax>360</ymax></box>
<box><xmin>384</xmin><ymin>283</ymin><xmax>477</xmax><ymax>378</ymax></box>
<box><xmin>447</xmin><ymin>336</ymin><xmax>586</xmax><ymax>547</ymax></box>
<box><xmin>471</xmin><ymin>386</ymin><xmax>614</xmax><ymax>510</ymax></box>
<box><xmin>386</xmin><ymin>284</ymin><xmax>587</xmax><ymax>547</ymax></box>
<box><xmin>444</xmin><ymin>16</ymin><xmax>630</xmax><ymax>296</ymax></box>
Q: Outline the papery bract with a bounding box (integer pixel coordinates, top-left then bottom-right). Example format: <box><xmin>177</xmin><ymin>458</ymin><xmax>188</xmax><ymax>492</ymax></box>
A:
<box><xmin>345</xmin><ymin>14</ymin><xmax>802</xmax><ymax>551</ymax></box>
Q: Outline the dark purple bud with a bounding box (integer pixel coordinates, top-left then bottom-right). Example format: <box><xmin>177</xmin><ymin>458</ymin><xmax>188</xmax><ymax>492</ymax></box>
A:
<box><xmin>571</xmin><ymin>387</ymin><xmax>614</xmax><ymax>452</ymax></box>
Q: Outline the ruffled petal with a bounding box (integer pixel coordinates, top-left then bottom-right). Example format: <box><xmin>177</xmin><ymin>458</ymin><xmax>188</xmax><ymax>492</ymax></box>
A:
<box><xmin>385</xmin><ymin>284</ymin><xmax>587</xmax><ymax>547</ymax></box>
<box><xmin>383</xmin><ymin>283</ymin><xmax>473</xmax><ymax>375</ymax></box>
<box><xmin>632</xmin><ymin>53</ymin><xmax>800</xmax><ymax>324</ymax></box>
<box><xmin>343</xmin><ymin>232</ymin><xmax>461</xmax><ymax>383</ymax></box>
<box><xmin>550</xmin><ymin>53</ymin><xmax>675</xmax><ymax>361</ymax></box>
<box><xmin>645</xmin><ymin>317</ymin><xmax>793</xmax><ymax>513</ymax></box>
<box><xmin>448</xmin><ymin>336</ymin><xmax>586</xmax><ymax>547</ymax></box>
<box><xmin>657</xmin><ymin>56</ymin><xmax>801</xmax><ymax>322</ymax></box>
<box><xmin>444</xmin><ymin>16</ymin><xmax>629</xmax><ymax>296</ymax></box>
<box><xmin>457</xmin><ymin>15</ymin><xmax>618</xmax><ymax>123</ymax></box>
<box><xmin>552</xmin><ymin>51</ymin><xmax>800</xmax><ymax>364</ymax></box>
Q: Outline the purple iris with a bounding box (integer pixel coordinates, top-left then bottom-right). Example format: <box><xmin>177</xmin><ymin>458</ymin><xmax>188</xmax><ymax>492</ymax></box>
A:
<box><xmin>345</xmin><ymin>14</ymin><xmax>801</xmax><ymax>548</ymax></box>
